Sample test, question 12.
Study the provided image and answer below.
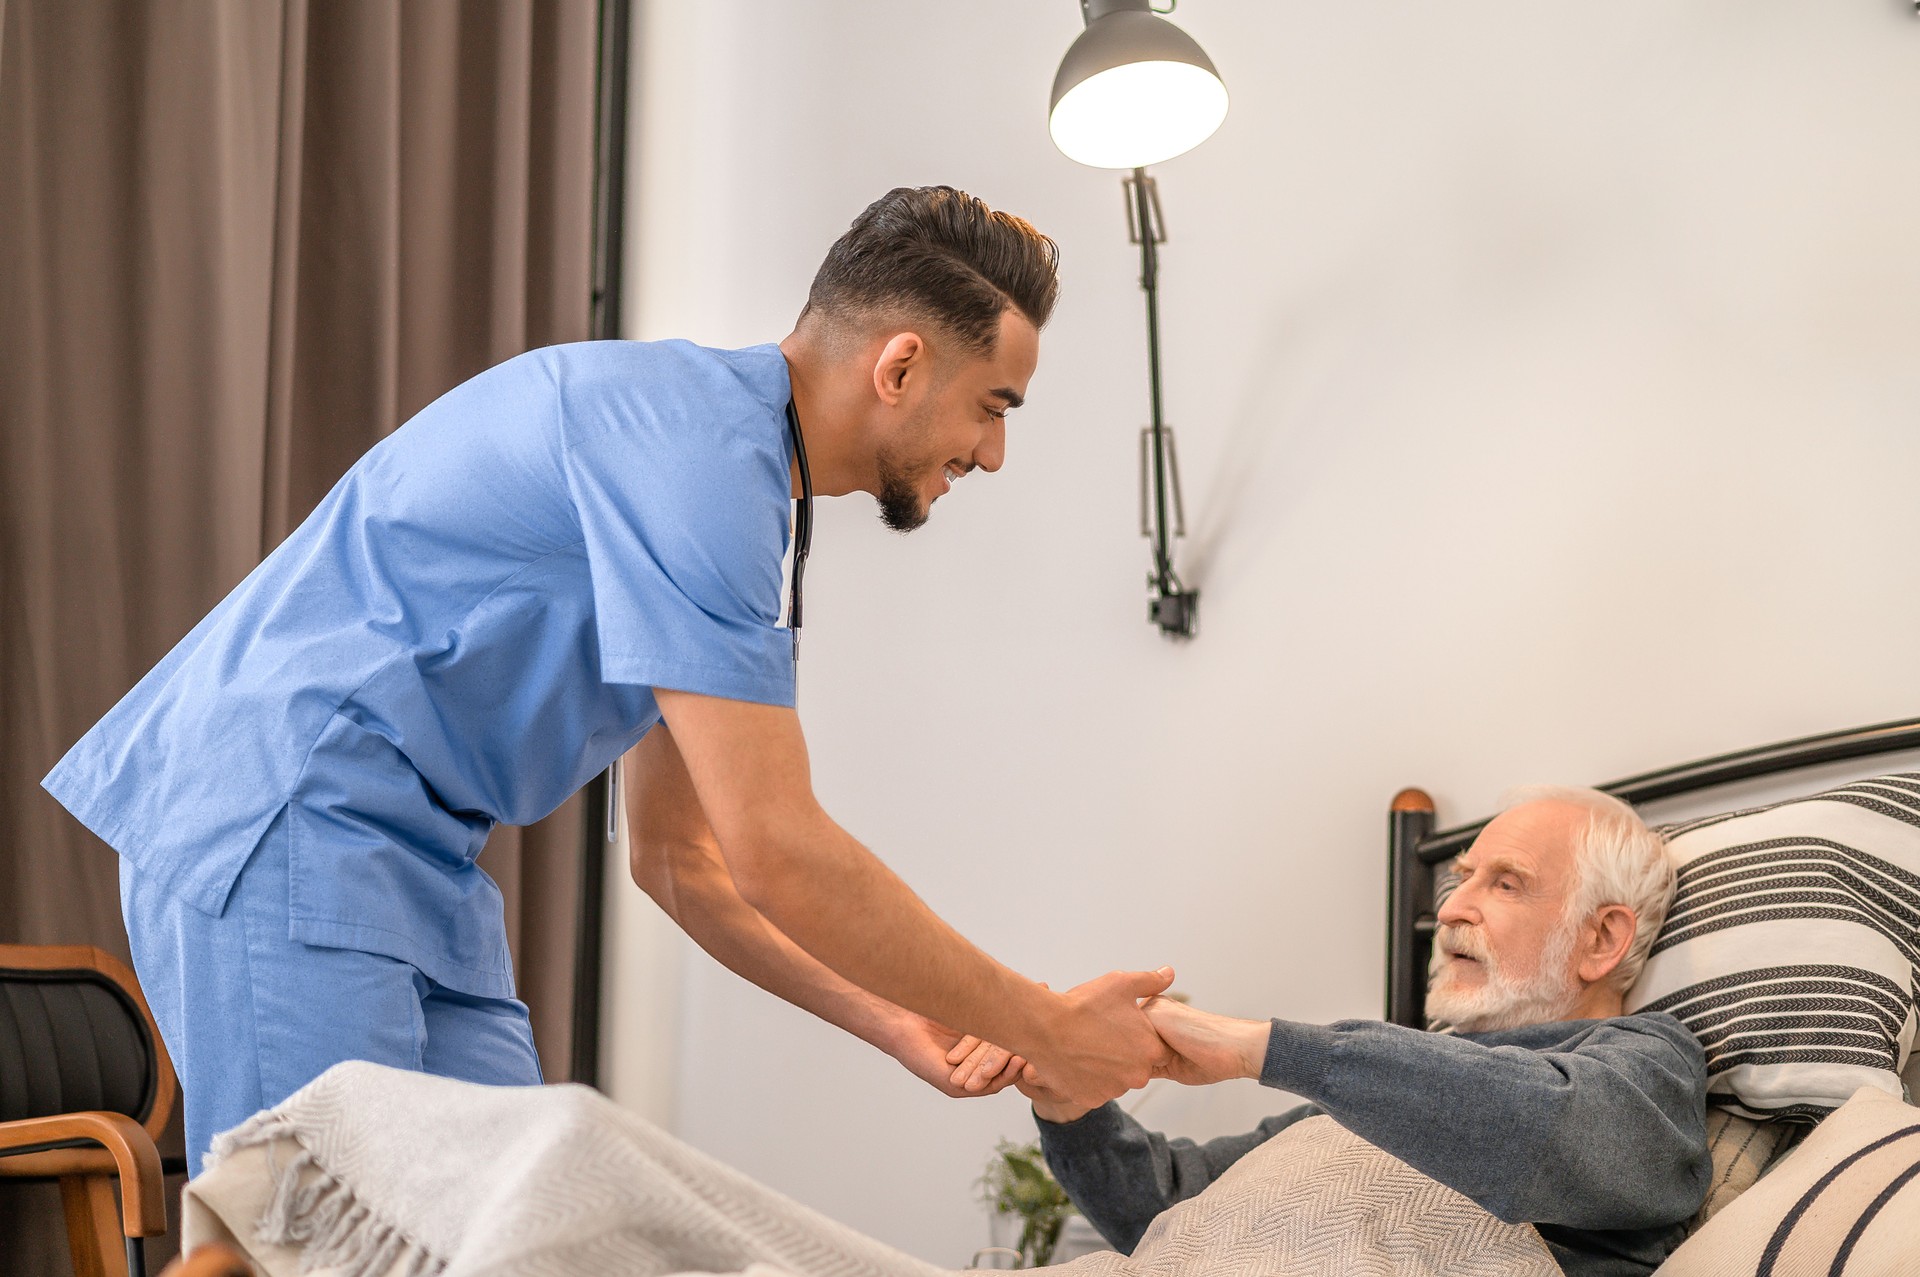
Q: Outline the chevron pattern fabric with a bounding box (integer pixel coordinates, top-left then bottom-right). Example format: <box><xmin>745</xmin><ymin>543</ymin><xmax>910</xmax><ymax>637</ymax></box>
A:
<box><xmin>1627</xmin><ymin>774</ymin><xmax>1920</xmax><ymax>1121</ymax></box>
<box><xmin>186</xmin><ymin>1061</ymin><xmax>1558</xmax><ymax>1277</ymax></box>
<box><xmin>1058</xmin><ymin>1114</ymin><xmax>1558</xmax><ymax>1277</ymax></box>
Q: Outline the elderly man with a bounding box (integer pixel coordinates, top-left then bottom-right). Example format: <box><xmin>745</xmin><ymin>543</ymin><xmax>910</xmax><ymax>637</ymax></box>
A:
<box><xmin>1017</xmin><ymin>787</ymin><xmax>1711</xmax><ymax>1277</ymax></box>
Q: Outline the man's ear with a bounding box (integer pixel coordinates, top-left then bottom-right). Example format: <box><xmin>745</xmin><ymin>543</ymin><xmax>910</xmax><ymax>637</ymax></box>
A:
<box><xmin>1576</xmin><ymin>904</ymin><xmax>1637</xmax><ymax>987</ymax></box>
<box><xmin>871</xmin><ymin>331</ymin><xmax>927</xmax><ymax>407</ymax></box>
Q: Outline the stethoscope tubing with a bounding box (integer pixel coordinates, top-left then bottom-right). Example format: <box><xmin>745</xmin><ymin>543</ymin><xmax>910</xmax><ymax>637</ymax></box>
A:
<box><xmin>785</xmin><ymin>399</ymin><xmax>812</xmax><ymax>661</ymax></box>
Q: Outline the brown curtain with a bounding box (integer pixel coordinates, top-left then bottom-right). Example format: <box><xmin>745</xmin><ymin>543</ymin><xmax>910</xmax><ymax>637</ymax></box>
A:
<box><xmin>0</xmin><ymin>1</ymin><xmax>599</xmax><ymax>1269</ymax></box>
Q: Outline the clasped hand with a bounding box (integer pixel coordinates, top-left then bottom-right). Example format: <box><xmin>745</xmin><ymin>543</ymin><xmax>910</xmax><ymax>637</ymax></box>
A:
<box><xmin>939</xmin><ymin>975</ymin><xmax>1272</xmax><ymax>1124</ymax></box>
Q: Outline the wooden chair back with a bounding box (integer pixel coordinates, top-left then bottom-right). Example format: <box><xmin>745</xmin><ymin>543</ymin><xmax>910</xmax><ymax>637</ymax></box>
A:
<box><xmin>1</xmin><ymin>944</ymin><xmax>180</xmax><ymax>1277</ymax></box>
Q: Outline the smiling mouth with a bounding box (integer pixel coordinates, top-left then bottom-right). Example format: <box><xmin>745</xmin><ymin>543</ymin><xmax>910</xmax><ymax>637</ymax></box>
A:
<box><xmin>939</xmin><ymin>462</ymin><xmax>966</xmax><ymax>495</ymax></box>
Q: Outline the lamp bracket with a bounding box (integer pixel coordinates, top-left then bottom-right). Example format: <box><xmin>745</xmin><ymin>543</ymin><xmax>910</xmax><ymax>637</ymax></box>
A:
<box><xmin>1150</xmin><ymin>587</ymin><xmax>1199</xmax><ymax>639</ymax></box>
<box><xmin>1080</xmin><ymin>0</ymin><xmax>1152</xmax><ymax>22</ymax></box>
<box><xmin>1123</xmin><ymin>171</ymin><xmax>1166</xmax><ymax>246</ymax></box>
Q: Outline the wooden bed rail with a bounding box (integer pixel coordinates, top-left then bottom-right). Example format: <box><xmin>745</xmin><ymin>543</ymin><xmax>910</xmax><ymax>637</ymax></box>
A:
<box><xmin>1385</xmin><ymin>789</ymin><xmax>1437</xmax><ymax>1029</ymax></box>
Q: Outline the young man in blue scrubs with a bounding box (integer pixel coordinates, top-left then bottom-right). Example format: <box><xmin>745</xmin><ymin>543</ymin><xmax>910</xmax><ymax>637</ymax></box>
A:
<box><xmin>43</xmin><ymin>186</ymin><xmax>1171</xmax><ymax>1173</ymax></box>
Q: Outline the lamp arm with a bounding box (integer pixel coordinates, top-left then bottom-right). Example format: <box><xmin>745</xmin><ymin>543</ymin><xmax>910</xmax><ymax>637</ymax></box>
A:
<box><xmin>1128</xmin><ymin>169</ymin><xmax>1174</xmax><ymax>594</ymax></box>
<box><xmin>1125</xmin><ymin>170</ymin><xmax>1196</xmax><ymax>637</ymax></box>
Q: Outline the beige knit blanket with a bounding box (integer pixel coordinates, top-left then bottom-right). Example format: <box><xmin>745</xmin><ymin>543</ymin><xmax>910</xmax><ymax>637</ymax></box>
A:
<box><xmin>184</xmin><ymin>1061</ymin><xmax>1556</xmax><ymax>1277</ymax></box>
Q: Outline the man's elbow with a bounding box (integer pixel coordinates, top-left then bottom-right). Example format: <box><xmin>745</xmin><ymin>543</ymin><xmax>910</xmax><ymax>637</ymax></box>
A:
<box><xmin>1630</xmin><ymin>1139</ymin><xmax>1713</xmax><ymax>1229</ymax></box>
<box><xmin>1528</xmin><ymin>1140</ymin><xmax>1710</xmax><ymax>1231</ymax></box>
<box><xmin>629</xmin><ymin>839</ymin><xmax>677</xmax><ymax>913</ymax></box>
<box><xmin>723</xmin><ymin>839</ymin><xmax>796</xmax><ymax>916</ymax></box>
<box><xmin>712</xmin><ymin>801</ymin><xmax>835</xmax><ymax>914</ymax></box>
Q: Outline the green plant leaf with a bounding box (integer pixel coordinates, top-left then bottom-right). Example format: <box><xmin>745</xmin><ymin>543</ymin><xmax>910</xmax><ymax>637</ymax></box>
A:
<box><xmin>978</xmin><ymin>1139</ymin><xmax>1074</xmax><ymax>1267</ymax></box>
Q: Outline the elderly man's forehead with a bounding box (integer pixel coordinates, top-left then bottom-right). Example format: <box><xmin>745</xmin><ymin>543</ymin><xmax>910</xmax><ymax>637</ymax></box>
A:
<box><xmin>1459</xmin><ymin>800</ymin><xmax>1587</xmax><ymax>874</ymax></box>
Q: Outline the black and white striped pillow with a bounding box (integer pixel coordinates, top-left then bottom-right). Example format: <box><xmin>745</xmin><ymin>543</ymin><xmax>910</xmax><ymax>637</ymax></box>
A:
<box><xmin>1625</xmin><ymin>774</ymin><xmax>1920</xmax><ymax>1121</ymax></box>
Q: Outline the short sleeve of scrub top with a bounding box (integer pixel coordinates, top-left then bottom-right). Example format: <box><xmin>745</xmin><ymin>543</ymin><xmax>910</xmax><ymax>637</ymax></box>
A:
<box><xmin>559</xmin><ymin>348</ymin><xmax>797</xmax><ymax>707</ymax></box>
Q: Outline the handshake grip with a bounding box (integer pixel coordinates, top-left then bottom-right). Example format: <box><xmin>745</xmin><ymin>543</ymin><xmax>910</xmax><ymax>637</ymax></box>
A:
<box><xmin>1012</xmin><ymin>974</ymin><xmax>1273</xmax><ymax>1123</ymax></box>
<box><xmin>935</xmin><ymin>968</ymin><xmax>1273</xmax><ymax>1117</ymax></box>
<box><xmin>1008</xmin><ymin>967</ymin><xmax>1172</xmax><ymax>1122</ymax></box>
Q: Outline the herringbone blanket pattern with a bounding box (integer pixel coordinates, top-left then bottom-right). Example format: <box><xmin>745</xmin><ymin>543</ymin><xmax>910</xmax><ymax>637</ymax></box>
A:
<box><xmin>186</xmin><ymin>1061</ymin><xmax>1557</xmax><ymax>1277</ymax></box>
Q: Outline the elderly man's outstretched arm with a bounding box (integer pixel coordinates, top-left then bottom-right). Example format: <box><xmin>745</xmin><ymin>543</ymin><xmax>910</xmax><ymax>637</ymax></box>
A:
<box><xmin>1030</xmin><ymin>1000</ymin><xmax>1710</xmax><ymax>1257</ymax></box>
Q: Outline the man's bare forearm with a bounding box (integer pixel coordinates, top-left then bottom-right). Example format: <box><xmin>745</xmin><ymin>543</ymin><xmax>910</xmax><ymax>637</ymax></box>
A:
<box><xmin>728</xmin><ymin>806</ymin><xmax>1059</xmax><ymax>1055</ymax></box>
<box><xmin>653</xmin><ymin>690</ymin><xmax>1170</xmax><ymax>1105</ymax></box>
<box><xmin>622</xmin><ymin>729</ymin><xmax>905</xmax><ymax>1051</ymax></box>
<box><xmin>647</xmin><ymin>694</ymin><xmax>1055</xmax><ymax>1053</ymax></box>
<box><xmin>634</xmin><ymin>828</ymin><xmax>903</xmax><ymax>1050</ymax></box>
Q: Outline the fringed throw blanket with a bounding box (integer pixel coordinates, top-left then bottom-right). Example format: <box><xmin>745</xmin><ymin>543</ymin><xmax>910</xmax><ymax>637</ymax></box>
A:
<box><xmin>184</xmin><ymin>1061</ymin><xmax>1557</xmax><ymax>1277</ymax></box>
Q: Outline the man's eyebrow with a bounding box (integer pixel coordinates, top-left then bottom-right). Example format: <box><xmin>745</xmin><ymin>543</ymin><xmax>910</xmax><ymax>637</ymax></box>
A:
<box><xmin>1453</xmin><ymin>854</ymin><xmax>1530</xmax><ymax>878</ymax></box>
<box><xmin>988</xmin><ymin>387</ymin><xmax>1024</xmax><ymax>410</ymax></box>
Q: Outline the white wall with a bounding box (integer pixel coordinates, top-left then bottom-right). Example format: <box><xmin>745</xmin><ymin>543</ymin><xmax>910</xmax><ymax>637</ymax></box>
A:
<box><xmin>607</xmin><ymin>1</ymin><xmax>1920</xmax><ymax>1264</ymax></box>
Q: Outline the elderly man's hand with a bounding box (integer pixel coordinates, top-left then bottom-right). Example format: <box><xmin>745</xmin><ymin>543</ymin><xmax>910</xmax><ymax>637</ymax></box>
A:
<box><xmin>1014</xmin><ymin>1066</ymin><xmax>1098</xmax><ymax>1125</ymax></box>
<box><xmin>1142</xmin><ymin>996</ymin><xmax>1270</xmax><ymax>1086</ymax></box>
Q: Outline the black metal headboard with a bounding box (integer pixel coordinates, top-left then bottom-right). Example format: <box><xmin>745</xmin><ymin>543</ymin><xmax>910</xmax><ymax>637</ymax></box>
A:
<box><xmin>1384</xmin><ymin>716</ymin><xmax>1920</xmax><ymax>1029</ymax></box>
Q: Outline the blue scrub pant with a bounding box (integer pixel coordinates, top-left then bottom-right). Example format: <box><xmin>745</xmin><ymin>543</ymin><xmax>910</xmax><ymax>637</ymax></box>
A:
<box><xmin>120</xmin><ymin>814</ymin><xmax>543</xmax><ymax>1175</ymax></box>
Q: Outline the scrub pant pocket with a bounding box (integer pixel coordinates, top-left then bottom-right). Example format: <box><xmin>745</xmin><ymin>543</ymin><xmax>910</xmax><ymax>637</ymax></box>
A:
<box><xmin>119</xmin><ymin>813</ymin><xmax>543</xmax><ymax>1176</ymax></box>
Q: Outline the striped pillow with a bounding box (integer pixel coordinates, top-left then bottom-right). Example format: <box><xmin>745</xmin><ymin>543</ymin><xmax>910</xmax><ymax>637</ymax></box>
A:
<box><xmin>1625</xmin><ymin>774</ymin><xmax>1920</xmax><ymax>1120</ymax></box>
<box><xmin>1689</xmin><ymin>1107</ymin><xmax>1807</xmax><ymax>1230</ymax></box>
<box><xmin>1657</xmin><ymin>1086</ymin><xmax>1920</xmax><ymax>1276</ymax></box>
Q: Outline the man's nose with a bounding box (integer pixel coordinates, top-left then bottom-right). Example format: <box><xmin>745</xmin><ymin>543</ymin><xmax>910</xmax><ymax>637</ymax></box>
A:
<box><xmin>1436</xmin><ymin>883</ymin><xmax>1477</xmax><ymax>927</ymax></box>
<box><xmin>975</xmin><ymin>418</ymin><xmax>1006</xmax><ymax>473</ymax></box>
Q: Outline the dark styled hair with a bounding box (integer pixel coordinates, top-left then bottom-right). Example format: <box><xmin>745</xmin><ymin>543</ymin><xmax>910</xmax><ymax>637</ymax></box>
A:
<box><xmin>802</xmin><ymin>186</ymin><xmax>1060</xmax><ymax>356</ymax></box>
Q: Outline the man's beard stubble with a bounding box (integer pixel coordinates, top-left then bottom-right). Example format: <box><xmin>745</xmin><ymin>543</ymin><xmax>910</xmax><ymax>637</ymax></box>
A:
<box><xmin>1425</xmin><ymin>917</ymin><xmax>1581</xmax><ymax>1033</ymax></box>
<box><xmin>873</xmin><ymin>398</ymin><xmax>942</xmax><ymax>534</ymax></box>
<box><xmin>874</xmin><ymin>451</ymin><xmax>927</xmax><ymax>533</ymax></box>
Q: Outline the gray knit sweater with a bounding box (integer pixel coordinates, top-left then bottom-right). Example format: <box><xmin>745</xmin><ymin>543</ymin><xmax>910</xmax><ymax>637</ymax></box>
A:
<box><xmin>1037</xmin><ymin>1014</ymin><xmax>1710</xmax><ymax>1277</ymax></box>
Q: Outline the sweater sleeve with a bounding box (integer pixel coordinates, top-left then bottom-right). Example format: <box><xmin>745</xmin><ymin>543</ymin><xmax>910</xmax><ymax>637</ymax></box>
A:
<box><xmin>1034</xmin><ymin>1100</ymin><xmax>1324</xmax><ymax>1253</ymax></box>
<box><xmin>1261</xmin><ymin>1014</ymin><xmax>1710</xmax><ymax>1230</ymax></box>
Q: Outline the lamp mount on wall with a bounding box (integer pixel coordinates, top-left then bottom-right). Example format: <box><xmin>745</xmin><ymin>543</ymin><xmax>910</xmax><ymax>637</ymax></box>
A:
<box><xmin>1050</xmin><ymin>0</ymin><xmax>1225</xmax><ymax>639</ymax></box>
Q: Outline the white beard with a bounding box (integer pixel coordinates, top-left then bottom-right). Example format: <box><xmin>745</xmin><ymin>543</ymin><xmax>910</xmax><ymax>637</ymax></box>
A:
<box><xmin>1425</xmin><ymin>919</ymin><xmax>1581</xmax><ymax>1033</ymax></box>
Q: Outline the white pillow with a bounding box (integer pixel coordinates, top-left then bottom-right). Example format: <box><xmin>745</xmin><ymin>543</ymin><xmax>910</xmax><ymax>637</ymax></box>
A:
<box><xmin>1626</xmin><ymin>774</ymin><xmax>1920</xmax><ymax>1119</ymax></box>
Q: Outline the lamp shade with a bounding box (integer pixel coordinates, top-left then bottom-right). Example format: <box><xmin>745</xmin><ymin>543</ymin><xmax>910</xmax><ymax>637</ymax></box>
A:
<box><xmin>1048</xmin><ymin>5</ymin><xmax>1228</xmax><ymax>170</ymax></box>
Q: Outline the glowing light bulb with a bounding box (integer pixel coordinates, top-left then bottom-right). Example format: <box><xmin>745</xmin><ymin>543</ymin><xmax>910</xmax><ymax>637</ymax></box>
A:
<box><xmin>1049</xmin><ymin>59</ymin><xmax>1228</xmax><ymax>169</ymax></box>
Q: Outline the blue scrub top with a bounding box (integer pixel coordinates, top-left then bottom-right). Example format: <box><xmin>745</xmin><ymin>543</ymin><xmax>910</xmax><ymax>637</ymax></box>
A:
<box><xmin>44</xmin><ymin>340</ymin><xmax>797</xmax><ymax>997</ymax></box>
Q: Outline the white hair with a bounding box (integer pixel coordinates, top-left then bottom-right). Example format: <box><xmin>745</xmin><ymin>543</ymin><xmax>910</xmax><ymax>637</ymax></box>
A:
<box><xmin>1499</xmin><ymin>784</ymin><xmax>1675</xmax><ymax>992</ymax></box>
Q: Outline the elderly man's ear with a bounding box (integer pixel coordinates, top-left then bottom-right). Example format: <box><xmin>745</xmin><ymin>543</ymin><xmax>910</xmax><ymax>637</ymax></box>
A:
<box><xmin>1575</xmin><ymin>905</ymin><xmax>1638</xmax><ymax>986</ymax></box>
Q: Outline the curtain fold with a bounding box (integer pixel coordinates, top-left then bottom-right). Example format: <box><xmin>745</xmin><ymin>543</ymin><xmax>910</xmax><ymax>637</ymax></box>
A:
<box><xmin>1</xmin><ymin>2</ymin><xmax>600</xmax><ymax>1269</ymax></box>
